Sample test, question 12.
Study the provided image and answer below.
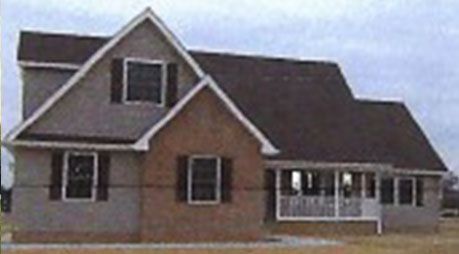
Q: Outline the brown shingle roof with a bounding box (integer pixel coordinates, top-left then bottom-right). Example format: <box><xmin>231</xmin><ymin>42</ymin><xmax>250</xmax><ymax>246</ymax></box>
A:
<box><xmin>16</xmin><ymin>31</ymin><xmax>447</xmax><ymax>171</ymax></box>
<box><xmin>356</xmin><ymin>100</ymin><xmax>446</xmax><ymax>170</ymax></box>
<box><xmin>18</xmin><ymin>31</ymin><xmax>108</xmax><ymax>64</ymax></box>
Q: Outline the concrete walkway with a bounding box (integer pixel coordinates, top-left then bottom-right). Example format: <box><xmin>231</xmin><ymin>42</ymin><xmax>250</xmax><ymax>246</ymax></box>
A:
<box><xmin>1</xmin><ymin>236</ymin><xmax>342</xmax><ymax>250</ymax></box>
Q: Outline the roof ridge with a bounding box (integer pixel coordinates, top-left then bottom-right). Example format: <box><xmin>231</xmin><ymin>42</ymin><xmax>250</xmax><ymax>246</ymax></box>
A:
<box><xmin>21</xmin><ymin>30</ymin><xmax>110</xmax><ymax>40</ymax></box>
<box><xmin>190</xmin><ymin>49</ymin><xmax>338</xmax><ymax>66</ymax></box>
<box><xmin>20</xmin><ymin>30</ymin><xmax>339</xmax><ymax>66</ymax></box>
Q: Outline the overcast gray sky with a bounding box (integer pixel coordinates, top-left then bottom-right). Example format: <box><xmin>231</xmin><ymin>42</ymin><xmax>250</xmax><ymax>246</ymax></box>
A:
<box><xmin>2</xmin><ymin>0</ymin><xmax>458</xmax><ymax>187</ymax></box>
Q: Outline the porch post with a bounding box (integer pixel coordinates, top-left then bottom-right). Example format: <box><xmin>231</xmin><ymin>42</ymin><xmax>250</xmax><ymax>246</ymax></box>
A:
<box><xmin>376</xmin><ymin>173</ymin><xmax>383</xmax><ymax>235</ymax></box>
<box><xmin>334</xmin><ymin>170</ymin><xmax>340</xmax><ymax>218</ymax></box>
<box><xmin>394</xmin><ymin>177</ymin><xmax>400</xmax><ymax>206</ymax></box>
<box><xmin>361</xmin><ymin>173</ymin><xmax>366</xmax><ymax>198</ymax></box>
<box><xmin>275</xmin><ymin>169</ymin><xmax>281</xmax><ymax>220</ymax></box>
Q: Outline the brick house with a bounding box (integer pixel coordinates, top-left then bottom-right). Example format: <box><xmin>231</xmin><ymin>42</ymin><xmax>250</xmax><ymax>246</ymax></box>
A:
<box><xmin>3</xmin><ymin>8</ymin><xmax>447</xmax><ymax>243</ymax></box>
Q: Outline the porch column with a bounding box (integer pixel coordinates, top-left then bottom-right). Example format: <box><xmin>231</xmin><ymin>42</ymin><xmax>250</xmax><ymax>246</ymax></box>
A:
<box><xmin>375</xmin><ymin>173</ymin><xmax>383</xmax><ymax>235</ymax></box>
<box><xmin>376</xmin><ymin>173</ymin><xmax>381</xmax><ymax>203</ymax></box>
<box><xmin>394</xmin><ymin>177</ymin><xmax>400</xmax><ymax>206</ymax></box>
<box><xmin>361</xmin><ymin>173</ymin><xmax>367</xmax><ymax>198</ymax></box>
<box><xmin>275</xmin><ymin>169</ymin><xmax>281</xmax><ymax>220</ymax></box>
<box><xmin>334</xmin><ymin>170</ymin><xmax>340</xmax><ymax>217</ymax></box>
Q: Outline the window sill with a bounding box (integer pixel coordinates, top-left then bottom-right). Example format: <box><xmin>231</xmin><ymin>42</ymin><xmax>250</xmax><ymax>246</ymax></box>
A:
<box><xmin>122</xmin><ymin>100</ymin><xmax>165</xmax><ymax>107</ymax></box>
<box><xmin>62</xmin><ymin>198</ymin><xmax>97</xmax><ymax>203</ymax></box>
<box><xmin>187</xmin><ymin>200</ymin><xmax>221</xmax><ymax>206</ymax></box>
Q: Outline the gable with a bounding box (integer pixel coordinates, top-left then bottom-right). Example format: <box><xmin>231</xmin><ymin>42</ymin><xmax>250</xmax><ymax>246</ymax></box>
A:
<box><xmin>7</xmin><ymin>8</ymin><xmax>205</xmax><ymax>142</ymax></box>
<box><xmin>135</xmin><ymin>77</ymin><xmax>279</xmax><ymax>155</ymax></box>
<box><xmin>147</xmin><ymin>86</ymin><xmax>263</xmax><ymax>154</ymax></box>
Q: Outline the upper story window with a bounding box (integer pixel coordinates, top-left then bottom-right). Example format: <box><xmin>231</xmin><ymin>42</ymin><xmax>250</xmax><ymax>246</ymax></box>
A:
<box><xmin>123</xmin><ymin>58</ymin><xmax>166</xmax><ymax>105</ymax></box>
<box><xmin>63</xmin><ymin>152</ymin><xmax>98</xmax><ymax>201</ymax></box>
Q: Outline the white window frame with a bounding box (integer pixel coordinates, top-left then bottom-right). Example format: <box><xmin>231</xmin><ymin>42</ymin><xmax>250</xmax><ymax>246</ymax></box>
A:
<box><xmin>62</xmin><ymin>151</ymin><xmax>98</xmax><ymax>202</ymax></box>
<box><xmin>187</xmin><ymin>155</ymin><xmax>222</xmax><ymax>205</ymax></box>
<box><xmin>122</xmin><ymin>58</ymin><xmax>167</xmax><ymax>106</ymax></box>
<box><xmin>397</xmin><ymin>177</ymin><xmax>417</xmax><ymax>207</ymax></box>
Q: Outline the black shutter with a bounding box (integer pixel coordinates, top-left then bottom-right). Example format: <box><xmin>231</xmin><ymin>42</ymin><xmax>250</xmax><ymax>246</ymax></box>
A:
<box><xmin>176</xmin><ymin>156</ymin><xmax>189</xmax><ymax>202</ymax></box>
<box><xmin>221</xmin><ymin>158</ymin><xmax>233</xmax><ymax>203</ymax></box>
<box><xmin>111</xmin><ymin>58</ymin><xmax>124</xmax><ymax>103</ymax></box>
<box><xmin>166</xmin><ymin>63</ymin><xmax>178</xmax><ymax>107</ymax></box>
<box><xmin>97</xmin><ymin>152</ymin><xmax>111</xmax><ymax>201</ymax></box>
<box><xmin>1</xmin><ymin>188</ymin><xmax>12</xmax><ymax>213</ymax></box>
<box><xmin>264</xmin><ymin>170</ymin><xmax>276</xmax><ymax>222</ymax></box>
<box><xmin>50</xmin><ymin>151</ymin><xmax>64</xmax><ymax>201</ymax></box>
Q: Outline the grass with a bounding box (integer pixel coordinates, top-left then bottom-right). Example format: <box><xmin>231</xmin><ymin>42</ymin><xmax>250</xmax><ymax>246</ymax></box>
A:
<box><xmin>2</xmin><ymin>219</ymin><xmax>459</xmax><ymax>254</ymax></box>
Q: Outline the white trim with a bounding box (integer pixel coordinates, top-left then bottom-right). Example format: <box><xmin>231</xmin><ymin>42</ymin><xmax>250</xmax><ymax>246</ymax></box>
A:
<box><xmin>275</xmin><ymin>169</ymin><xmax>281</xmax><ymax>221</ymax></box>
<box><xmin>266</xmin><ymin>160</ymin><xmax>391</xmax><ymax>171</ymax></box>
<box><xmin>187</xmin><ymin>155</ymin><xmax>222</xmax><ymax>205</ymax></box>
<box><xmin>18</xmin><ymin>61</ymin><xmax>81</xmax><ymax>70</ymax></box>
<box><xmin>375</xmin><ymin>173</ymin><xmax>383</xmax><ymax>234</ymax></box>
<box><xmin>265</xmin><ymin>160</ymin><xmax>445</xmax><ymax>176</ymax></box>
<box><xmin>375</xmin><ymin>173</ymin><xmax>381</xmax><ymax>205</ymax></box>
<box><xmin>394</xmin><ymin>177</ymin><xmax>400</xmax><ymax>206</ymax></box>
<box><xmin>391</xmin><ymin>168</ymin><xmax>446</xmax><ymax>176</ymax></box>
<box><xmin>5</xmin><ymin>8</ymin><xmax>206</xmax><ymax>143</ymax></box>
<box><xmin>334</xmin><ymin>171</ymin><xmax>340</xmax><ymax>217</ymax></box>
<box><xmin>122</xmin><ymin>58</ymin><xmax>167</xmax><ymax>106</ymax></box>
<box><xmin>62</xmin><ymin>151</ymin><xmax>98</xmax><ymax>202</ymax></box>
<box><xmin>361</xmin><ymin>173</ymin><xmax>367</xmax><ymax>199</ymax></box>
<box><xmin>276</xmin><ymin>216</ymin><xmax>380</xmax><ymax>222</ymax></box>
<box><xmin>3</xmin><ymin>140</ymin><xmax>134</xmax><ymax>151</ymax></box>
<box><xmin>134</xmin><ymin>76</ymin><xmax>280</xmax><ymax>155</ymax></box>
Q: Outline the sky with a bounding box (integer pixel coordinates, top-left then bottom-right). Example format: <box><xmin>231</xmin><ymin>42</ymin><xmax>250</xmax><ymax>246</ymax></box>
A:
<box><xmin>1</xmin><ymin>0</ymin><xmax>459</xmax><ymax>187</ymax></box>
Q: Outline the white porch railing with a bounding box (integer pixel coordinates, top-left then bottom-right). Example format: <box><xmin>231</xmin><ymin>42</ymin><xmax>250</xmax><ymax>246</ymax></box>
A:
<box><xmin>279</xmin><ymin>196</ymin><xmax>335</xmax><ymax>217</ymax></box>
<box><xmin>279</xmin><ymin>196</ymin><xmax>381</xmax><ymax>219</ymax></box>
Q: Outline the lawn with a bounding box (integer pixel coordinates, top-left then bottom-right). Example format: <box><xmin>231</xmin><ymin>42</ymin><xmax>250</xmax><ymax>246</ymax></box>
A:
<box><xmin>2</xmin><ymin>219</ymin><xmax>459</xmax><ymax>254</ymax></box>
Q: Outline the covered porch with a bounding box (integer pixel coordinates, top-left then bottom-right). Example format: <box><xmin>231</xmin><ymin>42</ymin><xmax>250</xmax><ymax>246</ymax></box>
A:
<box><xmin>271</xmin><ymin>163</ymin><xmax>383</xmax><ymax>233</ymax></box>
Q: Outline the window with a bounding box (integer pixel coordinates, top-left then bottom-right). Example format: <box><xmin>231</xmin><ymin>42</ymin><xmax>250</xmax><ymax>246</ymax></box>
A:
<box><xmin>124</xmin><ymin>59</ymin><xmax>165</xmax><ymax>104</ymax></box>
<box><xmin>188</xmin><ymin>156</ymin><xmax>221</xmax><ymax>204</ymax></box>
<box><xmin>416</xmin><ymin>178</ymin><xmax>424</xmax><ymax>207</ymax></box>
<box><xmin>399</xmin><ymin>178</ymin><xmax>415</xmax><ymax>205</ymax></box>
<box><xmin>341</xmin><ymin>172</ymin><xmax>353</xmax><ymax>198</ymax></box>
<box><xmin>291</xmin><ymin>171</ymin><xmax>302</xmax><ymax>195</ymax></box>
<box><xmin>63</xmin><ymin>152</ymin><xmax>97</xmax><ymax>201</ymax></box>
<box><xmin>365</xmin><ymin>173</ymin><xmax>376</xmax><ymax>198</ymax></box>
<box><xmin>281</xmin><ymin>170</ymin><xmax>320</xmax><ymax>196</ymax></box>
<box><xmin>323</xmin><ymin>172</ymin><xmax>335</xmax><ymax>196</ymax></box>
<box><xmin>302</xmin><ymin>171</ymin><xmax>320</xmax><ymax>196</ymax></box>
<box><xmin>340</xmin><ymin>172</ymin><xmax>362</xmax><ymax>198</ymax></box>
<box><xmin>381</xmin><ymin>177</ymin><xmax>394</xmax><ymax>205</ymax></box>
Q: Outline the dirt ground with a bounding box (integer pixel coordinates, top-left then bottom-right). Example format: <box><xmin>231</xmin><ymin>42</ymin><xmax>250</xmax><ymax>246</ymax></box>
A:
<box><xmin>2</xmin><ymin>218</ymin><xmax>459</xmax><ymax>254</ymax></box>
